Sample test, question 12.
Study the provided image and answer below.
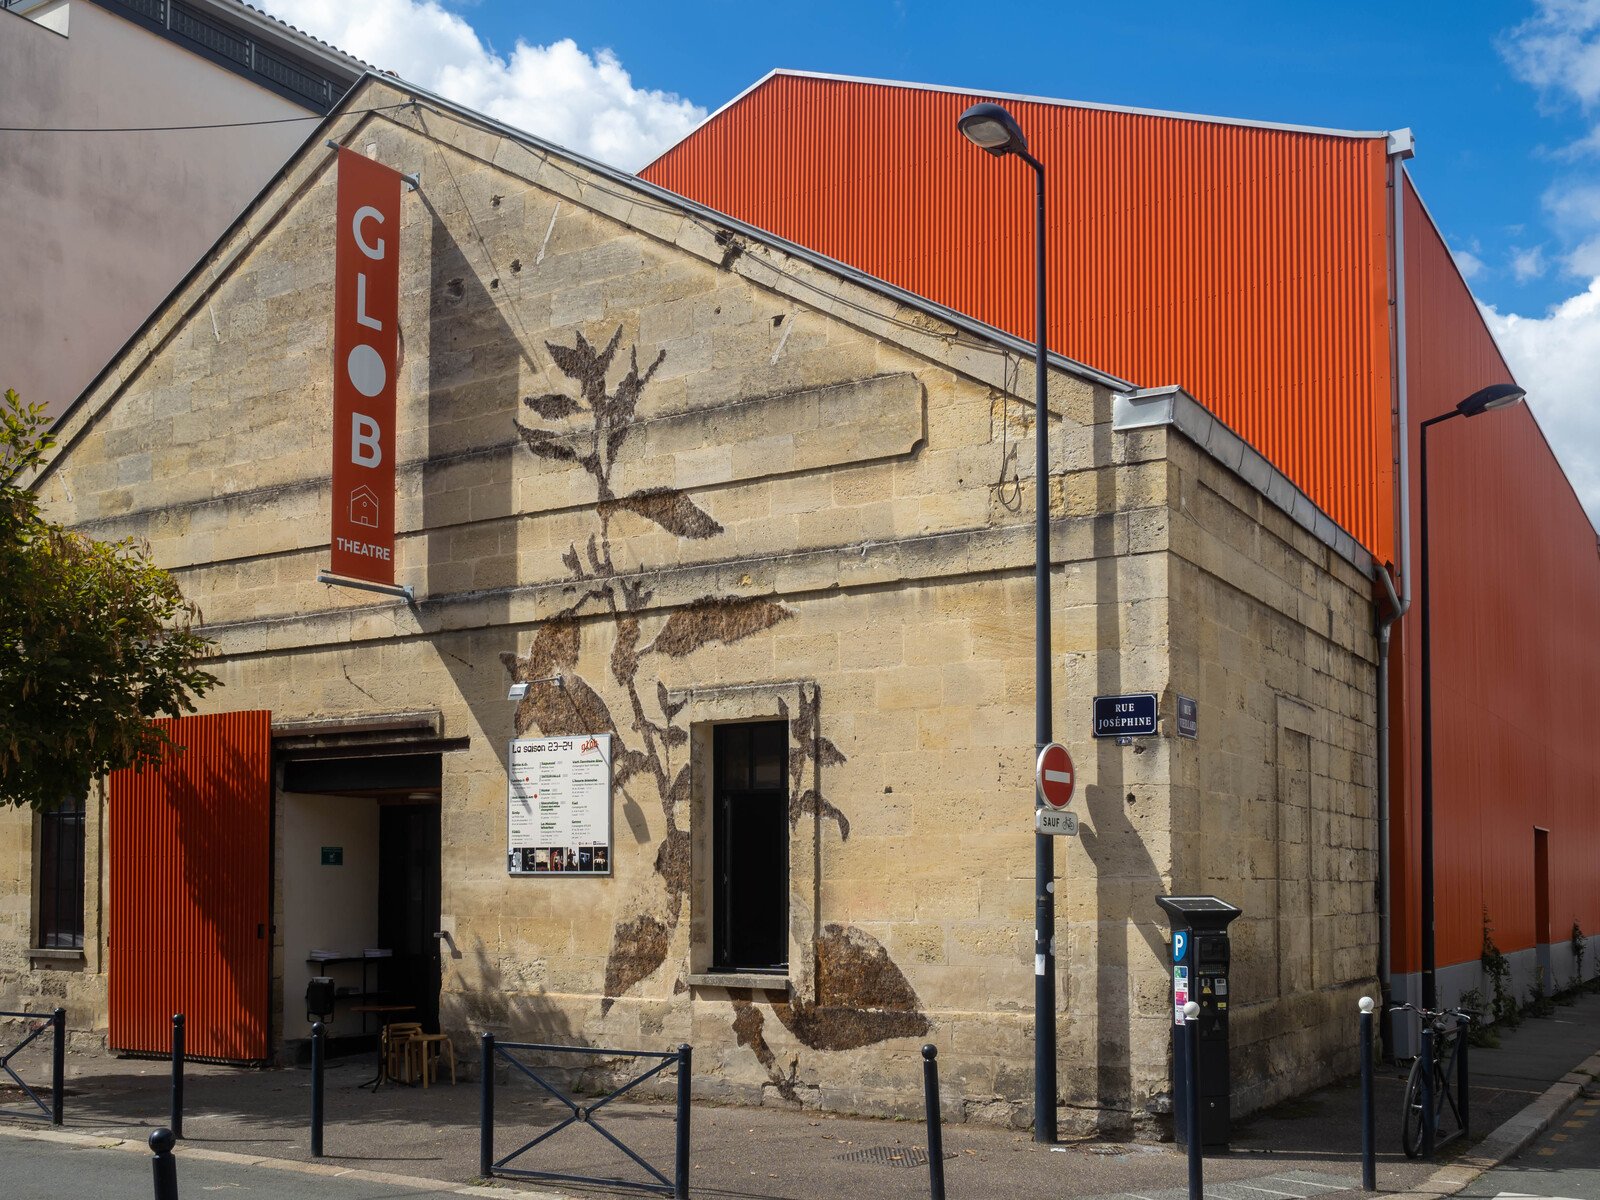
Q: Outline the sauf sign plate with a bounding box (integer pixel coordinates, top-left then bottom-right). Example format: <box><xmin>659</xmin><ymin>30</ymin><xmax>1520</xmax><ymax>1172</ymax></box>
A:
<box><xmin>330</xmin><ymin>148</ymin><xmax>402</xmax><ymax>585</ymax></box>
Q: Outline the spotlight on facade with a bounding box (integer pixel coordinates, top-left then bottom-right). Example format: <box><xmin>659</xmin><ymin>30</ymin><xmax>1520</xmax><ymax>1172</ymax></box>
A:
<box><xmin>507</xmin><ymin>682</ymin><xmax>529</xmax><ymax>701</ymax></box>
<box><xmin>957</xmin><ymin>102</ymin><xmax>1030</xmax><ymax>158</ymax></box>
<box><xmin>1455</xmin><ymin>382</ymin><xmax>1525</xmax><ymax>417</ymax></box>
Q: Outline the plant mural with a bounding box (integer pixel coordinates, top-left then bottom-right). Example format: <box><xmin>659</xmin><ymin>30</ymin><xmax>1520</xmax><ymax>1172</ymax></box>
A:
<box><xmin>501</xmin><ymin>326</ymin><xmax>930</xmax><ymax>1098</ymax></box>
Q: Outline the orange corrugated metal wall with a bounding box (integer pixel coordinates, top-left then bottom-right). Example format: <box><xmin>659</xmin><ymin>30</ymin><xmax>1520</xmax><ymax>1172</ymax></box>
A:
<box><xmin>641</xmin><ymin>73</ymin><xmax>1396</xmax><ymax>559</ymax></box>
<box><xmin>110</xmin><ymin>711</ymin><xmax>272</xmax><ymax>1061</ymax></box>
<box><xmin>1392</xmin><ymin>175</ymin><xmax>1600</xmax><ymax>975</ymax></box>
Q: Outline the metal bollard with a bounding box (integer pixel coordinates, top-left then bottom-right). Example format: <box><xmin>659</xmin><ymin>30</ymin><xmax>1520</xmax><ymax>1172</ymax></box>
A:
<box><xmin>1457</xmin><ymin>1018</ymin><xmax>1470</xmax><ymax>1139</ymax></box>
<box><xmin>310</xmin><ymin>1022</ymin><xmax>325</xmax><ymax>1157</ymax></box>
<box><xmin>1184</xmin><ymin>1001</ymin><xmax>1203</xmax><ymax>1200</ymax></box>
<box><xmin>479</xmin><ymin>1032</ymin><xmax>494</xmax><ymax>1179</ymax></box>
<box><xmin>675</xmin><ymin>1044</ymin><xmax>693</xmax><ymax>1200</ymax></box>
<box><xmin>150</xmin><ymin>1127</ymin><xmax>179</xmax><ymax>1200</ymax></box>
<box><xmin>171</xmin><ymin>1014</ymin><xmax>185</xmax><ymax>1139</ymax></box>
<box><xmin>51</xmin><ymin>1007</ymin><xmax>65</xmax><ymax>1126</ymax></box>
<box><xmin>1419</xmin><ymin>1017</ymin><xmax>1435</xmax><ymax>1159</ymax></box>
<box><xmin>922</xmin><ymin>1045</ymin><xmax>946</xmax><ymax>1200</ymax></box>
<box><xmin>1359</xmin><ymin>997</ymin><xmax>1375</xmax><ymax>1191</ymax></box>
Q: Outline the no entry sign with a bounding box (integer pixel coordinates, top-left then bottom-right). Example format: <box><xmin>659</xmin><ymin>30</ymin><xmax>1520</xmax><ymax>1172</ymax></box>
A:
<box><xmin>1035</xmin><ymin>743</ymin><xmax>1075</xmax><ymax>809</ymax></box>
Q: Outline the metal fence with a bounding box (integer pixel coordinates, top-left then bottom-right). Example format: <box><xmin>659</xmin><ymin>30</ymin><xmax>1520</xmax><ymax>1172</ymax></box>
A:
<box><xmin>0</xmin><ymin>1008</ymin><xmax>65</xmax><ymax>1124</ymax></box>
<box><xmin>479</xmin><ymin>1033</ymin><xmax>691</xmax><ymax>1197</ymax></box>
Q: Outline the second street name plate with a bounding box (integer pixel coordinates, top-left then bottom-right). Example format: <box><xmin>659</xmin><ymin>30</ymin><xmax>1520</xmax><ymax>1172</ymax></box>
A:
<box><xmin>1036</xmin><ymin>809</ymin><xmax>1078</xmax><ymax>836</ymax></box>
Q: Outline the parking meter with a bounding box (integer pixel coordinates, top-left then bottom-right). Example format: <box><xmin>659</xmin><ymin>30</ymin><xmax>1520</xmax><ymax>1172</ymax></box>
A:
<box><xmin>1157</xmin><ymin>895</ymin><xmax>1242</xmax><ymax>1148</ymax></box>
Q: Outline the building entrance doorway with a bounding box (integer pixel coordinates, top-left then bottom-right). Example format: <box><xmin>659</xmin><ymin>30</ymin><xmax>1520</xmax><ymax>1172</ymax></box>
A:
<box><xmin>280</xmin><ymin>752</ymin><xmax>444</xmax><ymax>1056</ymax></box>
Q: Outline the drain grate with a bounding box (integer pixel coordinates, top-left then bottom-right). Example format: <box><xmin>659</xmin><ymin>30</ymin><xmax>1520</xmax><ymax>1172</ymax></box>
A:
<box><xmin>835</xmin><ymin>1145</ymin><xmax>954</xmax><ymax>1168</ymax></box>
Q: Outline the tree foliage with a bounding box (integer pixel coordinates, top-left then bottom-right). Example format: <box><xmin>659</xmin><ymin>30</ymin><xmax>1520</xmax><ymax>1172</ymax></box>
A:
<box><xmin>1</xmin><ymin>389</ymin><xmax>219</xmax><ymax>810</ymax></box>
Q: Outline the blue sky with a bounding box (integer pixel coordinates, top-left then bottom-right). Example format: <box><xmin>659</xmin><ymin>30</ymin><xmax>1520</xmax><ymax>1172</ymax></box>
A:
<box><xmin>433</xmin><ymin>0</ymin><xmax>1595</xmax><ymax>317</ymax></box>
<box><xmin>266</xmin><ymin>0</ymin><xmax>1600</xmax><ymax>519</ymax></box>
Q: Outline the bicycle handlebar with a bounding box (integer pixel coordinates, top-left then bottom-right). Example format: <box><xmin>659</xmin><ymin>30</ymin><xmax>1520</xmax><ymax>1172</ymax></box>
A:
<box><xmin>1388</xmin><ymin>1002</ymin><xmax>1476</xmax><ymax>1024</ymax></box>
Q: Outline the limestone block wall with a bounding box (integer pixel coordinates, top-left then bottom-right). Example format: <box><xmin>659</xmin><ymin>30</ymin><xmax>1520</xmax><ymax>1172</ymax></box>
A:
<box><xmin>9</xmin><ymin>77</ymin><xmax>1378</xmax><ymax>1132</ymax></box>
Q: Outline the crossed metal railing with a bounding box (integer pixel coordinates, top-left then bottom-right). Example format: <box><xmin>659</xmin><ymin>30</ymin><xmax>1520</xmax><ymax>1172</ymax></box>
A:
<box><xmin>479</xmin><ymin>1033</ymin><xmax>691</xmax><ymax>1197</ymax></box>
<box><xmin>0</xmin><ymin>1008</ymin><xmax>65</xmax><ymax>1124</ymax></box>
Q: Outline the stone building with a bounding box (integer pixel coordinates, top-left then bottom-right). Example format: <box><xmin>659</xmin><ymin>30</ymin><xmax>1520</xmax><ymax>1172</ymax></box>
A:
<box><xmin>3</xmin><ymin>75</ymin><xmax>1379</xmax><ymax>1132</ymax></box>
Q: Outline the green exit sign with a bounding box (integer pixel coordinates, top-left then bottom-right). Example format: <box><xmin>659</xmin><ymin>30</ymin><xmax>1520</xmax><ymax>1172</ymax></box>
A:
<box><xmin>321</xmin><ymin>846</ymin><xmax>343</xmax><ymax>866</ymax></box>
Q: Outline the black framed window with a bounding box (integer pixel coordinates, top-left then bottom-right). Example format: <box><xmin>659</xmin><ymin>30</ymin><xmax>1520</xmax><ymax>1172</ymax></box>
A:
<box><xmin>38</xmin><ymin>796</ymin><xmax>86</xmax><ymax>950</ymax></box>
<box><xmin>713</xmin><ymin>722</ymin><xmax>789</xmax><ymax>972</ymax></box>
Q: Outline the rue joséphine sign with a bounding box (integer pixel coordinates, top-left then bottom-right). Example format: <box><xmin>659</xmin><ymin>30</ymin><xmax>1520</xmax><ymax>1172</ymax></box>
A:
<box><xmin>329</xmin><ymin>148</ymin><xmax>403</xmax><ymax>585</ymax></box>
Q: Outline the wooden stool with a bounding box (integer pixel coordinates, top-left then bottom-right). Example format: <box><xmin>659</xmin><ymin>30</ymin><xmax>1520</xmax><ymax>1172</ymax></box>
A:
<box><xmin>383</xmin><ymin>1022</ymin><xmax>424</xmax><ymax>1083</ymax></box>
<box><xmin>413</xmin><ymin>1032</ymin><xmax>456</xmax><ymax>1087</ymax></box>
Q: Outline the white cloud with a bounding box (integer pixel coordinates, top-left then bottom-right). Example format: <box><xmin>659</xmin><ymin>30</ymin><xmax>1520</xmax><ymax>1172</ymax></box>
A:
<box><xmin>1481</xmin><ymin>281</ymin><xmax>1600</xmax><ymax>527</ymax></box>
<box><xmin>1501</xmin><ymin>0</ymin><xmax>1600</xmax><ymax>108</ymax></box>
<box><xmin>1511</xmin><ymin>244</ymin><xmax>1548</xmax><ymax>281</ymax></box>
<box><xmin>260</xmin><ymin>0</ymin><xmax>705</xmax><ymax>171</ymax></box>
<box><xmin>1453</xmin><ymin>247</ymin><xmax>1487</xmax><ymax>279</ymax></box>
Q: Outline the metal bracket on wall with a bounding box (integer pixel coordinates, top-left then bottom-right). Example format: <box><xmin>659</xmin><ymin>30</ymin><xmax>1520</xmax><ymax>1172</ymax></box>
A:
<box><xmin>316</xmin><ymin>570</ymin><xmax>415</xmax><ymax>603</ymax></box>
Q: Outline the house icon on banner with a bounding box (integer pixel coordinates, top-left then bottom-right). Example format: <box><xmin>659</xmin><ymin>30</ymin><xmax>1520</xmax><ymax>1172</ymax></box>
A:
<box><xmin>349</xmin><ymin>485</ymin><xmax>379</xmax><ymax>529</ymax></box>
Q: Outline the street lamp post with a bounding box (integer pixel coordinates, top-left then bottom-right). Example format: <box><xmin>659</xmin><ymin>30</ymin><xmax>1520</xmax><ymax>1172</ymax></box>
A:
<box><xmin>1418</xmin><ymin>382</ymin><xmax>1525</xmax><ymax>1009</ymax></box>
<box><xmin>958</xmin><ymin>101</ymin><xmax>1056</xmax><ymax>1144</ymax></box>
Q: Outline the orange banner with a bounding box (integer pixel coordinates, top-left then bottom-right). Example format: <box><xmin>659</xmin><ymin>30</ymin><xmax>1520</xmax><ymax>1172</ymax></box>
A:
<box><xmin>330</xmin><ymin>147</ymin><xmax>402</xmax><ymax>585</ymax></box>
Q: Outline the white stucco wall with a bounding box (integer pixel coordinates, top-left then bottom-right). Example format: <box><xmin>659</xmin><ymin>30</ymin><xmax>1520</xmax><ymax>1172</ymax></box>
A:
<box><xmin>0</xmin><ymin>1</ymin><xmax>316</xmax><ymax>413</ymax></box>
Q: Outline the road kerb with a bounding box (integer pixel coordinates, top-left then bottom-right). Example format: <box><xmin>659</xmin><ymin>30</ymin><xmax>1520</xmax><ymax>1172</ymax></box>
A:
<box><xmin>1380</xmin><ymin>1050</ymin><xmax>1600</xmax><ymax>1200</ymax></box>
<box><xmin>0</xmin><ymin>1121</ymin><xmax>563</xmax><ymax>1196</ymax></box>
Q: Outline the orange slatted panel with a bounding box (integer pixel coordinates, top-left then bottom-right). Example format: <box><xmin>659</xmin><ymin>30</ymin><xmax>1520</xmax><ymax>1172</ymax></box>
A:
<box><xmin>1389</xmin><ymin>176</ymin><xmax>1600</xmax><ymax>974</ymax></box>
<box><xmin>110</xmin><ymin>711</ymin><xmax>272</xmax><ymax>1061</ymax></box>
<box><xmin>642</xmin><ymin>74</ymin><xmax>1395</xmax><ymax>559</ymax></box>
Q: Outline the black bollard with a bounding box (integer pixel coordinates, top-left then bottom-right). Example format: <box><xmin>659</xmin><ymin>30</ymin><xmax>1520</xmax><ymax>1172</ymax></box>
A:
<box><xmin>310</xmin><ymin>1022</ymin><xmax>325</xmax><ymax>1157</ymax></box>
<box><xmin>479</xmin><ymin>1032</ymin><xmax>494</xmax><ymax>1179</ymax></box>
<box><xmin>1419</xmin><ymin>1018</ymin><xmax>1435</xmax><ymax>1159</ymax></box>
<box><xmin>171</xmin><ymin>1014</ymin><xmax>185</xmax><ymax>1139</ymax></box>
<box><xmin>150</xmin><ymin>1127</ymin><xmax>179</xmax><ymax>1200</ymax></box>
<box><xmin>1359</xmin><ymin>998</ymin><xmax>1375</xmax><ymax>1191</ymax></box>
<box><xmin>1457</xmin><ymin>1016</ymin><xmax>1470</xmax><ymax>1139</ymax></box>
<box><xmin>1184</xmin><ymin>1002</ymin><xmax>1203</xmax><ymax>1200</ymax></box>
<box><xmin>51</xmin><ymin>1008</ymin><xmax>65</xmax><ymax>1127</ymax></box>
<box><xmin>675</xmin><ymin>1044</ymin><xmax>693</xmax><ymax>1200</ymax></box>
<box><xmin>922</xmin><ymin>1045</ymin><xmax>946</xmax><ymax>1200</ymax></box>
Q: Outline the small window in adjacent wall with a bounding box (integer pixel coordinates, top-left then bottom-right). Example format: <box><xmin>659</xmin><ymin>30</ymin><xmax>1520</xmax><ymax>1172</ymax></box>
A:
<box><xmin>38</xmin><ymin>796</ymin><xmax>86</xmax><ymax>950</ymax></box>
<box><xmin>713</xmin><ymin>722</ymin><xmax>788</xmax><ymax>972</ymax></box>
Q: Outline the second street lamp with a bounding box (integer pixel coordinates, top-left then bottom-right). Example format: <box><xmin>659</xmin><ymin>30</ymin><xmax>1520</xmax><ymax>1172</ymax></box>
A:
<box><xmin>1418</xmin><ymin>381</ymin><xmax>1526</xmax><ymax>1010</ymax></box>
<box><xmin>958</xmin><ymin>100</ymin><xmax>1058</xmax><ymax>1144</ymax></box>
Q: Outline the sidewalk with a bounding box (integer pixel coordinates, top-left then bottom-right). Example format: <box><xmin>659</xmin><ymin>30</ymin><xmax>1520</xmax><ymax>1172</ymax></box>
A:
<box><xmin>3</xmin><ymin>992</ymin><xmax>1598</xmax><ymax>1199</ymax></box>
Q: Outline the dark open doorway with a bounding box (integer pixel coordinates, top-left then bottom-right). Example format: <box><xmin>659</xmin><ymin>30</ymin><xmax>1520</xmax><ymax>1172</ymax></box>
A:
<box><xmin>379</xmin><ymin>802</ymin><xmax>442</xmax><ymax>1032</ymax></box>
<box><xmin>713</xmin><ymin>721</ymin><xmax>789</xmax><ymax>973</ymax></box>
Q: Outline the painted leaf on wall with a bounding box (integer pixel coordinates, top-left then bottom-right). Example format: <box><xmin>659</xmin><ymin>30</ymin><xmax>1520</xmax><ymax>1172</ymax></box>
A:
<box><xmin>649</xmin><ymin>595</ymin><xmax>791</xmax><ymax>658</ymax></box>
<box><xmin>771</xmin><ymin>924</ymin><xmax>931</xmax><ymax>1051</ymax></box>
<box><xmin>599</xmin><ymin>489</ymin><xmax>723</xmax><ymax>540</ymax></box>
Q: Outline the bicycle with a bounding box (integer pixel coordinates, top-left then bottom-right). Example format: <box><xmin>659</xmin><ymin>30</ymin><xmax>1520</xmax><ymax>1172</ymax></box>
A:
<box><xmin>1391</xmin><ymin>1002</ymin><xmax>1474</xmax><ymax>1158</ymax></box>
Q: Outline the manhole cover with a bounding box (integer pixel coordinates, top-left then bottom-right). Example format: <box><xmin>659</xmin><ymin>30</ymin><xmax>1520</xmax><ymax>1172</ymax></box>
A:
<box><xmin>835</xmin><ymin>1145</ymin><xmax>954</xmax><ymax>1168</ymax></box>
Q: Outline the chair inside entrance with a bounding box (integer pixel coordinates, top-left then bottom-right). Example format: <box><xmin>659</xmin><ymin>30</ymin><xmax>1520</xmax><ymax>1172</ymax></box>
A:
<box><xmin>382</xmin><ymin>1022</ymin><xmax>456</xmax><ymax>1087</ymax></box>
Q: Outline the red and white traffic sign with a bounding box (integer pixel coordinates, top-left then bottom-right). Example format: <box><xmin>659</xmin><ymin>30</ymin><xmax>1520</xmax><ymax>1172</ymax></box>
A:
<box><xmin>1036</xmin><ymin>743</ymin><xmax>1075</xmax><ymax>809</ymax></box>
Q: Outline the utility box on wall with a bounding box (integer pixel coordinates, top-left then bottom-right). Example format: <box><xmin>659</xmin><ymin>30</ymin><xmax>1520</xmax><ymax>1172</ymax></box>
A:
<box><xmin>1158</xmin><ymin>895</ymin><xmax>1242</xmax><ymax>1148</ymax></box>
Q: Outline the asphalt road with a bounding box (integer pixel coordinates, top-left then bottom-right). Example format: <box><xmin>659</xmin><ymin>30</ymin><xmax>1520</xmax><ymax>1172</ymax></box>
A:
<box><xmin>0</xmin><ymin>1134</ymin><xmax>461</xmax><ymax>1199</ymax></box>
<box><xmin>1461</xmin><ymin>1093</ymin><xmax>1600</xmax><ymax>1200</ymax></box>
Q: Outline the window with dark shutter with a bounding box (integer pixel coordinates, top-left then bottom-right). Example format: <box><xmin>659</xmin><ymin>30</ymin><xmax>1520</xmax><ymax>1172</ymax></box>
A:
<box><xmin>38</xmin><ymin>796</ymin><xmax>86</xmax><ymax>950</ymax></box>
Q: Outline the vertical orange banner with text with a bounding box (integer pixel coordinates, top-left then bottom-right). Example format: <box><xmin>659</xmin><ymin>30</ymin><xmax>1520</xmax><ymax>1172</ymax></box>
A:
<box><xmin>330</xmin><ymin>147</ymin><xmax>402</xmax><ymax>585</ymax></box>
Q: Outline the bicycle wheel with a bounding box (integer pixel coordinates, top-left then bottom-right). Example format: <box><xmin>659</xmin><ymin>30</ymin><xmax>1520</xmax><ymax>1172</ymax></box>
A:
<box><xmin>1401</xmin><ymin>1053</ymin><xmax>1428</xmax><ymax>1158</ymax></box>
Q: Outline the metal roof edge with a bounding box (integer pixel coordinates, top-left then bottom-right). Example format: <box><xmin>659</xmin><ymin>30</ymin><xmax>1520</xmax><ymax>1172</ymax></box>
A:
<box><xmin>688</xmin><ymin>67</ymin><xmax>1394</xmax><ymax>144</ymax></box>
<box><xmin>1113</xmin><ymin>386</ymin><xmax>1376</xmax><ymax>577</ymax></box>
<box><xmin>384</xmin><ymin>76</ymin><xmax>1136</xmax><ymax>394</ymax></box>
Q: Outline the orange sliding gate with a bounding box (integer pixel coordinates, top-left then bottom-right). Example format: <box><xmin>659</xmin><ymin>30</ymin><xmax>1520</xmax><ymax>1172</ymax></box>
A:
<box><xmin>110</xmin><ymin>711</ymin><xmax>273</xmax><ymax>1061</ymax></box>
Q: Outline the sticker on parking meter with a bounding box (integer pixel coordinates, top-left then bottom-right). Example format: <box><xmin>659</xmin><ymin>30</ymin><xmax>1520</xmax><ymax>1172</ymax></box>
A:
<box><xmin>1174</xmin><ymin>965</ymin><xmax>1189</xmax><ymax>1023</ymax></box>
<box><xmin>1173</xmin><ymin>931</ymin><xmax>1188</xmax><ymax>962</ymax></box>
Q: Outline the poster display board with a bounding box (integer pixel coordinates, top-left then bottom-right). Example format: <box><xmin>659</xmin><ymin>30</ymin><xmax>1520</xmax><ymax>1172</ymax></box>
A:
<box><xmin>507</xmin><ymin>734</ymin><xmax>612</xmax><ymax>875</ymax></box>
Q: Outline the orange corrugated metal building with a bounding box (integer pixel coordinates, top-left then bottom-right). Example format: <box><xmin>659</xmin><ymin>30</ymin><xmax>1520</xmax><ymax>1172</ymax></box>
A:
<box><xmin>642</xmin><ymin>70</ymin><xmax>1600</xmax><ymax>1015</ymax></box>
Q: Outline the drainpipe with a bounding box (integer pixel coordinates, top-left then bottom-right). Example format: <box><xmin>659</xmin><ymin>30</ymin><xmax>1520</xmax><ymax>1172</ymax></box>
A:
<box><xmin>1375</xmin><ymin>566</ymin><xmax>1406</xmax><ymax>1052</ymax></box>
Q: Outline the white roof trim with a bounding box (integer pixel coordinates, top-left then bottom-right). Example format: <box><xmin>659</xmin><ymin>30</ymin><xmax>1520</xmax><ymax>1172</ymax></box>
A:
<box><xmin>1113</xmin><ymin>386</ymin><xmax>1375</xmax><ymax>576</ymax></box>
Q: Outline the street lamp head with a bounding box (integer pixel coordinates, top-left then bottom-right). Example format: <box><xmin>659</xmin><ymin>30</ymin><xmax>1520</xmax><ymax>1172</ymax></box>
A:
<box><xmin>958</xmin><ymin>102</ymin><xmax>1029</xmax><ymax>158</ymax></box>
<box><xmin>1456</xmin><ymin>382</ymin><xmax>1526</xmax><ymax>417</ymax></box>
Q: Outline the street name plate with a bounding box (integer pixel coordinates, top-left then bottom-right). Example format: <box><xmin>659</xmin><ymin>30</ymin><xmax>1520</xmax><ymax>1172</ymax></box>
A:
<box><xmin>1036</xmin><ymin>809</ymin><xmax>1078</xmax><ymax>837</ymax></box>
<box><xmin>1092</xmin><ymin>693</ymin><xmax>1158</xmax><ymax>737</ymax></box>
